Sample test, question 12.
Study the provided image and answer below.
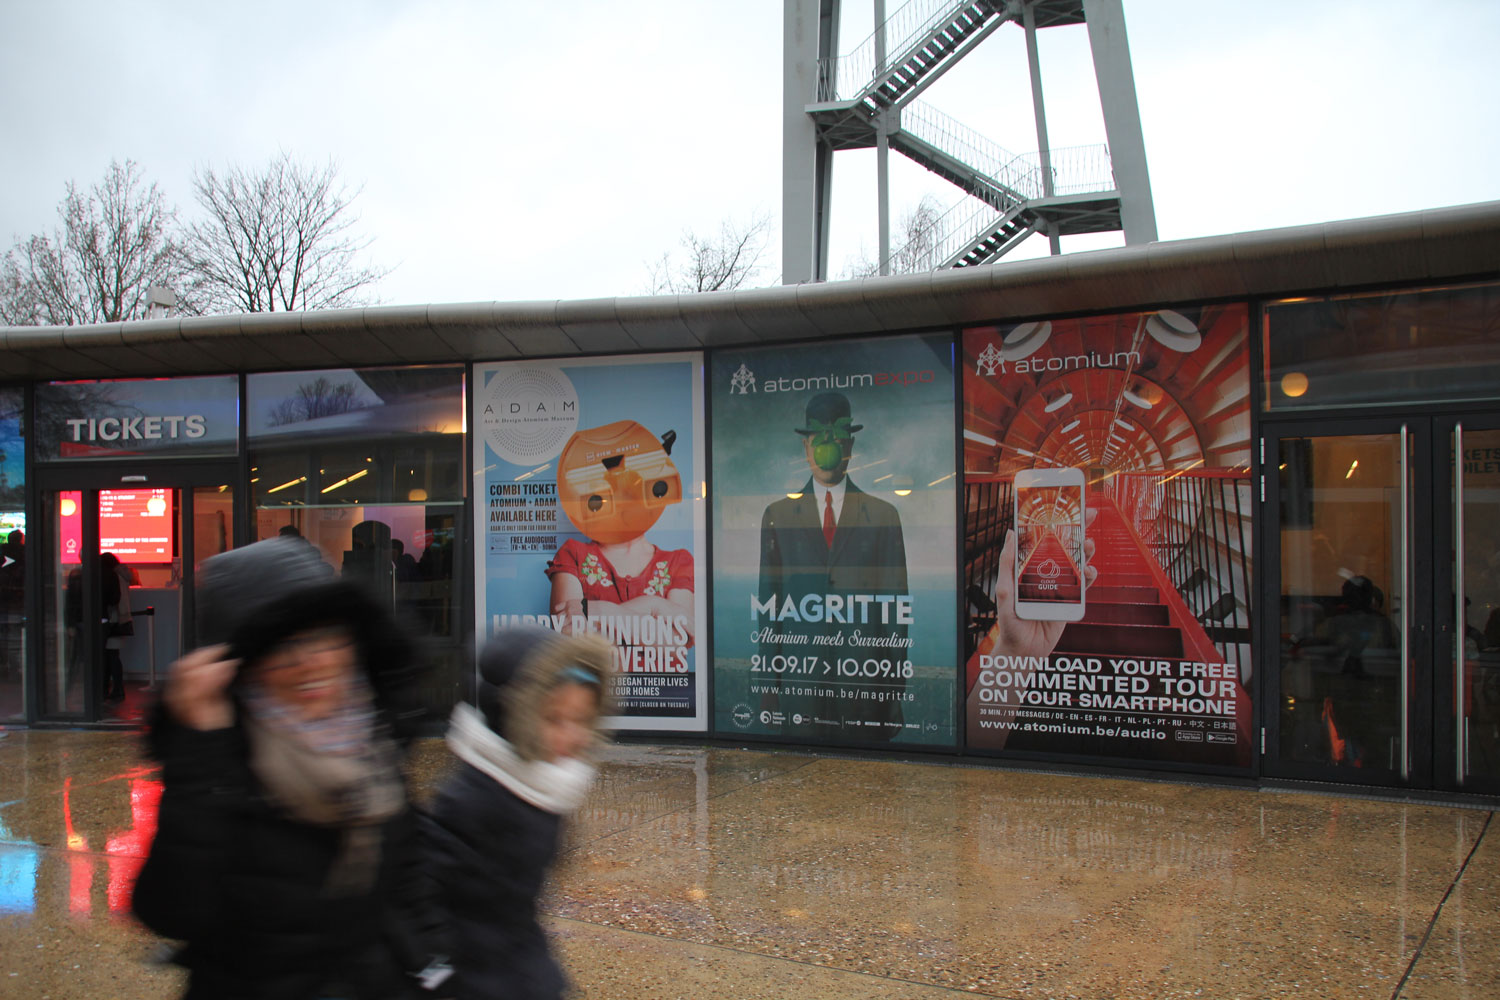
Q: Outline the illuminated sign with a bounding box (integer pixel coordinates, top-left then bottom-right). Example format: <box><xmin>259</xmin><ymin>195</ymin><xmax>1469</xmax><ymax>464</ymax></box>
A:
<box><xmin>60</xmin><ymin>489</ymin><xmax>175</xmax><ymax>564</ymax></box>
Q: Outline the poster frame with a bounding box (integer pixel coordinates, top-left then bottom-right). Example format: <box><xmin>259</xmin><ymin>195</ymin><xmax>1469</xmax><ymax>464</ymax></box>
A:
<box><xmin>470</xmin><ymin>351</ymin><xmax>708</xmax><ymax>734</ymax></box>
<box><xmin>957</xmin><ymin>300</ymin><xmax>1259</xmax><ymax>776</ymax></box>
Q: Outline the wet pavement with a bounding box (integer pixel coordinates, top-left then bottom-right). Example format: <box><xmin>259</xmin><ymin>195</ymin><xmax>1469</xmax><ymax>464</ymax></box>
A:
<box><xmin>0</xmin><ymin>729</ymin><xmax>1494</xmax><ymax>999</ymax></box>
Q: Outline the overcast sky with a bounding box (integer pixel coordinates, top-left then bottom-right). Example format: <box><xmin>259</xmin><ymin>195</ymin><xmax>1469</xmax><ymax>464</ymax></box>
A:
<box><xmin>1</xmin><ymin>1</ymin><xmax>1496</xmax><ymax>309</ymax></box>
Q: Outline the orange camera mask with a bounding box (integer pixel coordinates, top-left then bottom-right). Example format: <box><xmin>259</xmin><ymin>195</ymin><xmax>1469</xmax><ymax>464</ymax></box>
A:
<box><xmin>557</xmin><ymin>420</ymin><xmax>683</xmax><ymax>544</ymax></box>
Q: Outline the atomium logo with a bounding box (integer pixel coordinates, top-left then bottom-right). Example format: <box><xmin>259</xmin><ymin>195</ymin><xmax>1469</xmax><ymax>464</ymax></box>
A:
<box><xmin>729</xmin><ymin>363</ymin><xmax>756</xmax><ymax>394</ymax></box>
<box><xmin>975</xmin><ymin>343</ymin><xmax>1003</xmax><ymax>376</ymax></box>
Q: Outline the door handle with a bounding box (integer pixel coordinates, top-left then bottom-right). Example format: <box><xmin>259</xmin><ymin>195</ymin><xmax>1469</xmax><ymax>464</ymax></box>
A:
<box><xmin>1399</xmin><ymin>423</ymin><xmax>1410</xmax><ymax>780</ymax></box>
<box><xmin>1455</xmin><ymin>422</ymin><xmax>1466</xmax><ymax>782</ymax></box>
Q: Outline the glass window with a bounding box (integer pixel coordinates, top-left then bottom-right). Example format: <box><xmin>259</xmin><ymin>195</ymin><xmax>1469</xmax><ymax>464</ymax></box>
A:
<box><xmin>248</xmin><ymin>365</ymin><xmax>467</xmax><ymax>726</ymax></box>
<box><xmin>247</xmin><ymin>366</ymin><xmax>464</xmax><ymax>507</ymax></box>
<box><xmin>1264</xmin><ymin>280</ymin><xmax>1500</xmax><ymax>411</ymax></box>
<box><xmin>0</xmin><ymin>388</ymin><xmax>25</xmax><ymax>724</ymax></box>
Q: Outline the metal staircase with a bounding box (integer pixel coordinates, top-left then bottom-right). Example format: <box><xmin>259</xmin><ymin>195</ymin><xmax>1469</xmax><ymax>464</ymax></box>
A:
<box><xmin>786</xmin><ymin>0</ymin><xmax>1153</xmax><ymax>278</ymax></box>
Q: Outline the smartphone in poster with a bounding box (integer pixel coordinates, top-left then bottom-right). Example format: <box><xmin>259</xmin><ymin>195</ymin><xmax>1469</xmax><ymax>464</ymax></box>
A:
<box><xmin>1013</xmin><ymin>469</ymin><xmax>1087</xmax><ymax>621</ymax></box>
<box><xmin>472</xmin><ymin>354</ymin><xmax>707</xmax><ymax>732</ymax></box>
<box><xmin>711</xmin><ymin>333</ymin><xmax>957</xmax><ymax>748</ymax></box>
<box><xmin>962</xmin><ymin>306</ymin><xmax>1253</xmax><ymax>768</ymax></box>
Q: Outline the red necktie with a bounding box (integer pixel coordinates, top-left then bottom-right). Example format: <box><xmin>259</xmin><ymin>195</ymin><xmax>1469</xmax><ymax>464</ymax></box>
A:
<box><xmin>822</xmin><ymin>492</ymin><xmax>836</xmax><ymax>547</ymax></box>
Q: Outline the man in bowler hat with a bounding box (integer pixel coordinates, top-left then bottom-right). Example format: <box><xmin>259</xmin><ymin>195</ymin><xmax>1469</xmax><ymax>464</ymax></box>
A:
<box><xmin>756</xmin><ymin>392</ymin><xmax>909</xmax><ymax>742</ymax></box>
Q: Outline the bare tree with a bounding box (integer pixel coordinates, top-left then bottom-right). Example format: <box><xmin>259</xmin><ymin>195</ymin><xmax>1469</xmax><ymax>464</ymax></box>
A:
<box><xmin>840</xmin><ymin>195</ymin><xmax>951</xmax><ymax>279</ymax></box>
<box><xmin>178</xmin><ymin>153</ymin><xmax>388</xmax><ymax>314</ymax></box>
<box><xmin>268</xmin><ymin>376</ymin><xmax>366</xmax><ymax>426</ymax></box>
<box><xmin>0</xmin><ymin>160</ymin><xmax>177</xmax><ymax>325</ymax></box>
<box><xmin>646</xmin><ymin>213</ymin><xmax>772</xmax><ymax>294</ymax></box>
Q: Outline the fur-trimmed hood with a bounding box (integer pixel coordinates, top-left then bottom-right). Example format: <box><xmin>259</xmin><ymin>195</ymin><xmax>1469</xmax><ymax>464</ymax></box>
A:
<box><xmin>194</xmin><ymin>536</ymin><xmax>421</xmax><ymax>738</ymax></box>
<box><xmin>475</xmin><ymin>626</ymin><xmax>613</xmax><ymax>762</ymax></box>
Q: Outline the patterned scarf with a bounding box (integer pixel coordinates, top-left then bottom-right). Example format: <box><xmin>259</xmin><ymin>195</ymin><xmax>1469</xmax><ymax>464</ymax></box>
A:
<box><xmin>242</xmin><ymin>674</ymin><xmax>405</xmax><ymax>895</ymax></box>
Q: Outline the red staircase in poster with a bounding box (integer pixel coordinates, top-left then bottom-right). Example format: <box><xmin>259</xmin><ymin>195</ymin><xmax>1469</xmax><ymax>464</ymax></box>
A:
<box><xmin>1056</xmin><ymin>494</ymin><xmax>1253</xmax><ymax>744</ymax></box>
<box><xmin>1016</xmin><ymin>529</ymin><xmax>1082</xmax><ymax>603</ymax></box>
<box><xmin>1055</xmin><ymin>496</ymin><xmax>1190</xmax><ymax>658</ymax></box>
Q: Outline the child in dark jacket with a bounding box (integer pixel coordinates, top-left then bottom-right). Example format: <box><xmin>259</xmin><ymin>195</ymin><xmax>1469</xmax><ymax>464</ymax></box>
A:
<box><xmin>422</xmin><ymin>626</ymin><xmax>612</xmax><ymax>1000</ymax></box>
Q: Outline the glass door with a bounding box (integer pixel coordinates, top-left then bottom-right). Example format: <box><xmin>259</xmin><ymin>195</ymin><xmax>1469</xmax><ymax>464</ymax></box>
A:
<box><xmin>1265</xmin><ymin>413</ymin><xmax>1500</xmax><ymax>793</ymax></box>
<box><xmin>34</xmin><ymin>471</ymin><xmax>237</xmax><ymax>725</ymax></box>
<box><xmin>1441</xmin><ymin>418</ymin><xmax>1500</xmax><ymax>794</ymax></box>
<box><xmin>1266</xmin><ymin>420</ymin><xmax>1427</xmax><ymax>786</ymax></box>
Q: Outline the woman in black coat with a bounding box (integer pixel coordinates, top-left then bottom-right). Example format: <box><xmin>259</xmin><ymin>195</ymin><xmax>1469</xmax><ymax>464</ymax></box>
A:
<box><xmin>132</xmin><ymin>536</ymin><xmax>444</xmax><ymax>1000</ymax></box>
<box><xmin>422</xmin><ymin>626</ymin><xmax>612</xmax><ymax>1000</ymax></box>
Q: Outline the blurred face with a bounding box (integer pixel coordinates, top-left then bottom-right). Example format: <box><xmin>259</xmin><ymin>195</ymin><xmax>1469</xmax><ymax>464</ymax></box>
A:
<box><xmin>255</xmin><ymin>626</ymin><xmax>358</xmax><ymax>720</ymax></box>
<box><xmin>539</xmin><ymin>681</ymin><xmax>600</xmax><ymax>762</ymax></box>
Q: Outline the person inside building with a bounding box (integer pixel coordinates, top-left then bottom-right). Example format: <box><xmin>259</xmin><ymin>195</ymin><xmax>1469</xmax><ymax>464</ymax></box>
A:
<box><xmin>132</xmin><ymin>536</ymin><xmax>445</xmax><ymax>999</ymax></box>
<box><xmin>100</xmin><ymin>552</ymin><xmax>133</xmax><ymax>703</ymax></box>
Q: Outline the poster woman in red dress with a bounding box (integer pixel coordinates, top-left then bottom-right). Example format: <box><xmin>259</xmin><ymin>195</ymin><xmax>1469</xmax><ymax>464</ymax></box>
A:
<box><xmin>545</xmin><ymin>420</ymin><xmax>695</xmax><ymax>653</ymax></box>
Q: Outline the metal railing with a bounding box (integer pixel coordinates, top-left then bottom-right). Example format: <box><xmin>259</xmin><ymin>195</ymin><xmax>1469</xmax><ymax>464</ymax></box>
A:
<box><xmin>962</xmin><ymin>477</ymin><xmax>1013</xmax><ymax>658</ymax></box>
<box><xmin>816</xmin><ymin>0</ymin><xmax>996</xmax><ymax>103</ymax></box>
<box><xmin>900</xmin><ymin>101</ymin><xmax>1038</xmax><ymax>202</ymax></box>
<box><xmin>1006</xmin><ymin>144</ymin><xmax>1117</xmax><ymax>197</ymax></box>
<box><xmin>1112</xmin><ymin>469</ymin><xmax>1254</xmax><ymax>655</ymax></box>
<box><xmin>882</xmin><ymin>191</ymin><xmax>1039</xmax><ymax>272</ymax></box>
<box><xmin>881</xmin><ymin>106</ymin><xmax>1115</xmax><ymax>271</ymax></box>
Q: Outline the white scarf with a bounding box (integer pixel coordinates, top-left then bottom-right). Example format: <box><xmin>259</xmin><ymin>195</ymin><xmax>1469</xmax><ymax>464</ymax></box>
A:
<box><xmin>446</xmin><ymin>703</ymin><xmax>596</xmax><ymax>814</ymax></box>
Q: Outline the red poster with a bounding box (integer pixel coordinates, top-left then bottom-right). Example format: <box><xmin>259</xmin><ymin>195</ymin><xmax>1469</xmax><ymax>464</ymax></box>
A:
<box><xmin>962</xmin><ymin>305</ymin><xmax>1253</xmax><ymax>768</ymax></box>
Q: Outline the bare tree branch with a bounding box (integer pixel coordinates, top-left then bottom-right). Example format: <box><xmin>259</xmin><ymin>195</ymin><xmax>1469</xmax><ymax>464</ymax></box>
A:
<box><xmin>839</xmin><ymin>195</ymin><xmax>951</xmax><ymax>279</ymax></box>
<box><xmin>0</xmin><ymin>160</ymin><xmax>177</xmax><ymax>325</ymax></box>
<box><xmin>177</xmin><ymin>153</ymin><xmax>389</xmax><ymax>314</ymax></box>
<box><xmin>646</xmin><ymin>213</ymin><xmax>772</xmax><ymax>294</ymax></box>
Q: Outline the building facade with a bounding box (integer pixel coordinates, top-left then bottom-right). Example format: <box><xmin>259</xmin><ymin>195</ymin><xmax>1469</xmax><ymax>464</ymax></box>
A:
<box><xmin>2</xmin><ymin>202</ymin><xmax>1498</xmax><ymax>800</ymax></box>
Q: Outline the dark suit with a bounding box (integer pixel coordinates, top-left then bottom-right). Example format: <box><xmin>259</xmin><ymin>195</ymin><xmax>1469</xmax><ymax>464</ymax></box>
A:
<box><xmin>757</xmin><ymin>479</ymin><xmax>908</xmax><ymax>741</ymax></box>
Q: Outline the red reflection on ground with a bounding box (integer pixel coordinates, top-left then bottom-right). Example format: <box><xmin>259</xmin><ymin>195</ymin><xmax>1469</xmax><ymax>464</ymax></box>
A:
<box><xmin>61</xmin><ymin>775</ymin><xmax>162</xmax><ymax>916</ymax></box>
<box><xmin>107</xmin><ymin>779</ymin><xmax>161</xmax><ymax>912</ymax></box>
<box><xmin>62</xmin><ymin>777</ymin><xmax>94</xmax><ymax>915</ymax></box>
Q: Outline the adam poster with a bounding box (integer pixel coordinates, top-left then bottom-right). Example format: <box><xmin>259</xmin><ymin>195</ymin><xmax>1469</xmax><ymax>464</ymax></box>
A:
<box><xmin>712</xmin><ymin>334</ymin><xmax>957</xmax><ymax>748</ymax></box>
<box><xmin>962</xmin><ymin>306</ymin><xmax>1253</xmax><ymax>768</ymax></box>
<box><xmin>473</xmin><ymin>354</ymin><xmax>707</xmax><ymax>731</ymax></box>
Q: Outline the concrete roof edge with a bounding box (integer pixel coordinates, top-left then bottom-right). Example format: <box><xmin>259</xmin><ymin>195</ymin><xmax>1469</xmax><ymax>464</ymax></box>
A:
<box><xmin>2</xmin><ymin>201</ymin><xmax>1496</xmax><ymax>363</ymax></box>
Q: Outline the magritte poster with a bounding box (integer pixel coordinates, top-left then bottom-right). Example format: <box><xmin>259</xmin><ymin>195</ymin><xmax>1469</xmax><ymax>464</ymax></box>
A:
<box><xmin>711</xmin><ymin>333</ymin><xmax>957</xmax><ymax>748</ymax></box>
<box><xmin>473</xmin><ymin>354</ymin><xmax>706</xmax><ymax>732</ymax></box>
<box><xmin>961</xmin><ymin>305</ymin><xmax>1253</xmax><ymax>768</ymax></box>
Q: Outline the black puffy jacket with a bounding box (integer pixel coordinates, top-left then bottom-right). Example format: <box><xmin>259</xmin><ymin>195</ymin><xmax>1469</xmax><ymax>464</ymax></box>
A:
<box><xmin>132</xmin><ymin>537</ymin><xmax>436</xmax><ymax>1000</ymax></box>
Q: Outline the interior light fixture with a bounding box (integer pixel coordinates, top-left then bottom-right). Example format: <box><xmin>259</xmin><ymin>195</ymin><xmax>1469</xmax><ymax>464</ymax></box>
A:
<box><xmin>1114</xmin><ymin>417</ymin><xmax>1136</xmax><ymax>431</ymax></box>
<box><xmin>267</xmin><ymin>476</ymin><xmax>308</xmax><ymax>495</ymax></box>
<box><xmin>321</xmin><ymin>469</ymin><xmax>369</xmax><ymax>495</ymax></box>
<box><xmin>1043</xmin><ymin>392</ymin><xmax>1073</xmax><ymax>413</ymax></box>
<box><xmin>963</xmin><ymin>429</ymin><xmax>999</xmax><ymax>447</ymax></box>
<box><xmin>1281</xmin><ymin>372</ymin><xmax>1309</xmax><ymax>398</ymax></box>
<box><xmin>1345</xmin><ymin>459</ymin><xmax>1359</xmax><ymax>480</ymax></box>
<box><xmin>1060</xmin><ymin>419</ymin><xmax>1082</xmax><ymax>433</ymax></box>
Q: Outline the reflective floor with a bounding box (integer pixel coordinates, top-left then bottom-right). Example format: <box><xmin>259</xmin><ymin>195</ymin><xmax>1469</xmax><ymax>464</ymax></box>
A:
<box><xmin>1</xmin><ymin>730</ymin><xmax>1495</xmax><ymax>999</ymax></box>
